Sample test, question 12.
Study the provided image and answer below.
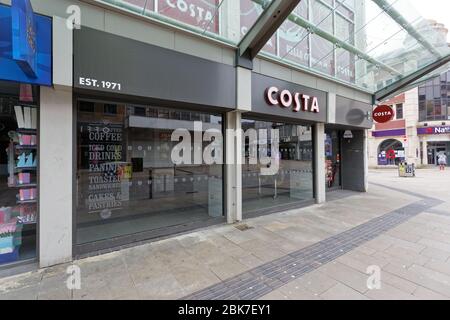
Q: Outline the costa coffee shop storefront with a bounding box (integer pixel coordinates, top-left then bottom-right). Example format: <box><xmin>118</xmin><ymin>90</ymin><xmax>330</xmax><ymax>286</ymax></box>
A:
<box><xmin>71</xmin><ymin>26</ymin><xmax>373</xmax><ymax>255</ymax></box>
<box><xmin>244</xmin><ymin>73</ymin><xmax>373</xmax><ymax>218</ymax></box>
<box><xmin>241</xmin><ymin>74</ymin><xmax>325</xmax><ymax>217</ymax></box>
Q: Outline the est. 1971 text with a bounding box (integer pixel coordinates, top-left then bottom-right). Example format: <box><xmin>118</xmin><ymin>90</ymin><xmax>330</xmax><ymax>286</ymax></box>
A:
<box><xmin>79</xmin><ymin>77</ymin><xmax>122</xmax><ymax>91</ymax></box>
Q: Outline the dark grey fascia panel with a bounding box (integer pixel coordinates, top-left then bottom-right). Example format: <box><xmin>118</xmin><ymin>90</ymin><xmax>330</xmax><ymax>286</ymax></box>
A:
<box><xmin>251</xmin><ymin>72</ymin><xmax>328</xmax><ymax>123</ymax></box>
<box><xmin>335</xmin><ymin>96</ymin><xmax>373</xmax><ymax>129</ymax></box>
<box><xmin>73</xmin><ymin>27</ymin><xmax>236</xmax><ymax>110</ymax></box>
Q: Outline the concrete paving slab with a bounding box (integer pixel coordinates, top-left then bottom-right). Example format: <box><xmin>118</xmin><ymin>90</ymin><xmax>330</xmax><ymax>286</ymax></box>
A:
<box><xmin>289</xmin><ymin>271</ymin><xmax>338</xmax><ymax>296</ymax></box>
<box><xmin>317</xmin><ymin>262</ymin><xmax>369</xmax><ymax>294</ymax></box>
<box><xmin>320</xmin><ymin>283</ymin><xmax>369</xmax><ymax>300</ymax></box>
<box><xmin>383</xmin><ymin>263</ymin><xmax>450</xmax><ymax>298</ymax></box>
<box><xmin>418</xmin><ymin>238</ymin><xmax>450</xmax><ymax>254</ymax></box>
<box><xmin>424</xmin><ymin>260</ymin><xmax>450</xmax><ymax>277</ymax></box>
<box><xmin>364</xmin><ymin>283</ymin><xmax>415</xmax><ymax>300</ymax></box>
<box><xmin>421</xmin><ymin>247</ymin><xmax>450</xmax><ymax>262</ymax></box>
<box><xmin>412</xmin><ymin>286</ymin><xmax>449</xmax><ymax>300</ymax></box>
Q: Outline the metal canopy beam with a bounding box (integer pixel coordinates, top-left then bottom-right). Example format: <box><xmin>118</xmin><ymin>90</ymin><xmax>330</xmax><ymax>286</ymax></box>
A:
<box><xmin>374</xmin><ymin>54</ymin><xmax>450</xmax><ymax>102</ymax></box>
<box><xmin>372</xmin><ymin>0</ymin><xmax>443</xmax><ymax>58</ymax></box>
<box><xmin>238</xmin><ymin>0</ymin><xmax>301</xmax><ymax>61</ymax></box>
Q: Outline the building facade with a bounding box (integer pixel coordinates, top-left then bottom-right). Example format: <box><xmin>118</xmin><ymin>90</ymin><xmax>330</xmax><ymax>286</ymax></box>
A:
<box><xmin>2</xmin><ymin>0</ymin><xmax>436</xmax><ymax>270</ymax></box>
<box><xmin>368</xmin><ymin>18</ymin><xmax>450</xmax><ymax>168</ymax></box>
<box><xmin>369</xmin><ymin>72</ymin><xmax>450</xmax><ymax>168</ymax></box>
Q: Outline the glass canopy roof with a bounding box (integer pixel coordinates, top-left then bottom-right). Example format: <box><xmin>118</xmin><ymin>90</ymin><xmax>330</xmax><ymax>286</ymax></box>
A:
<box><xmin>97</xmin><ymin>0</ymin><xmax>273</xmax><ymax>44</ymax></box>
<box><xmin>98</xmin><ymin>0</ymin><xmax>450</xmax><ymax>97</ymax></box>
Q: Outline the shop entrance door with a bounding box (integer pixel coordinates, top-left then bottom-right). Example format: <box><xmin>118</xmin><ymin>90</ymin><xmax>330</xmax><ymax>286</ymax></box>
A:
<box><xmin>428</xmin><ymin>147</ymin><xmax>435</xmax><ymax>165</ymax></box>
<box><xmin>325</xmin><ymin>129</ymin><xmax>342</xmax><ymax>191</ymax></box>
<box><xmin>428</xmin><ymin>143</ymin><xmax>447</xmax><ymax>165</ymax></box>
<box><xmin>435</xmin><ymin>148</ymin><xmax>446</xmax><ymax>165</ymax></box>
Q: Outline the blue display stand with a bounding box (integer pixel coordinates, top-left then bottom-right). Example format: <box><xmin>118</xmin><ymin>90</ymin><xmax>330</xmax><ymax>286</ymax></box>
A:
<box><xmin>0</xmin><ymin>248</ymin><xmax>20</xmax><ymax>264</ymax></box>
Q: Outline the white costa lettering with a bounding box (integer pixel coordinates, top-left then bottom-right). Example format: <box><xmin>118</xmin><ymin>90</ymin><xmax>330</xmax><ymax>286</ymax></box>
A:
<box><xmin>166</xmin><ymin>0</ymin><xmax>214</xmax><ymax>23</ymax></box>
<box><xmin>265</xmin><ymin>87</ymin><xmax>279</xmax><ymax>105</ymax></box>
<box><xmin>302</xmin><ymin>95</ymin><xmax>310</xmax><ymax>112</ymax></box>
<box><xmin>265</xmin><ymin>87</ymin><xmax>320</xmax><ymax>114</ymax></box>
<box><xmin>280</xmin><ymin>90</ymin><xmax>292</xmax><ymax>108</ymax></box>
<box><xmin>374</xmin><ymin>111</ymin><xmax>393</xmax><ymax>117</ymax></box>
<box><xmin>311</xmin><ymin>97</ymin><xmax>320</xmax><ymax>113</ymax></box>
<box><xmin>293</xmin><ymin>93</ymin><xmax>301</xmax><ymax>112</ymax></box>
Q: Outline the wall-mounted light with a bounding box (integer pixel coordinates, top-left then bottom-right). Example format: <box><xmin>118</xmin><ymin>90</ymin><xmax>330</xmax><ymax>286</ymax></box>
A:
<box><xmin>344</xmin><ymin>130</ymin><xmax>354</xmax><ymax>143</ymax></box>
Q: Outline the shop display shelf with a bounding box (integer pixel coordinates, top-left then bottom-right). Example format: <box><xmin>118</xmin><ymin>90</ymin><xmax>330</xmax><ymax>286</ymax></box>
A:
<box><xmin>16</xmin><ymin>129</ymin><xmax>37</xmax><ymax>134</ymax></box>
<box><xmin>22</xmin><ymin>224</ymin><xmax>37</xmax><ymax>232</ymax></box>
<box><xmin>16</xmin><ymin>199</ymin><xmax>37</xmax><ymax>205</ymax></box>
<box><xmin>21</xmin><ymin>221</ymin><xmax>37</xmax><ymax>226</ymax></box>
<box><xmin>15</xmin><ymin>145</ymin><xmax>37</xmax><ymax>150</ymax></box>
<box><xmin>14</xmin><ymin>167</ymin><xmax>37</xmax><ymax>172</ymax></box>
<box><xmin>10</xmin><ymin>183</ymin><xmax>37</xmax><ymax>188</ymax></box>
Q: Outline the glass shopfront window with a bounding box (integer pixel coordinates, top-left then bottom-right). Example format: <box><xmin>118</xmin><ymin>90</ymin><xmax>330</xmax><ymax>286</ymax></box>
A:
<box><xmin>76</xmin><ymin>100</ymin><xmax>224</xmax><ymax>247</ymax></box>
<box><xmin>418</xmin><ymin>73</ymin><xmax>450</xmax><ymax>121</ymax></box>
<box><xmin>0</xmin><ymin>83</ymin><xmax>38</xmax><ymax>266</ymax></box>
<box><xmin>427</xmin><ymin>142</ymin><xmax>450</xmax><ymax>166</ymax></box>
<box><xmin>378</xmin><ymin>139</ymin><xmax>405</xmax><ymax>166</ymax></box>
<box><xmin>241</xmin><ymin>119</ymin><xmax>314</xmax><ymax>215</ymax></box>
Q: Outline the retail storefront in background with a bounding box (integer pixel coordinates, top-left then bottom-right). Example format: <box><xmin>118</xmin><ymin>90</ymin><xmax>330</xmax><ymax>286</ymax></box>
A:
<box><xmin>369</xmin><ymin>71</ymin><xmax>450</xmax><ymax>168</ymax></box>
<box><xmin>0</xmin><ymin>1</ymin><xmax>52</xmax><ymax>267</ymax></box>
<box><xmin>0</xmin><ymin>0</ymin><xmax>376</xmax><ymax>269</ymax></box>
<box><xmin>417</xmin><ymin>72</ymin><xmax>450</xmax><ymax>166</ymax></box>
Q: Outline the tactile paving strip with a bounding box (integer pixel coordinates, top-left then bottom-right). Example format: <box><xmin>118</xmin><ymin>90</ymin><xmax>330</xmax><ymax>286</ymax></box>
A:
<box><xmin>182</xmin><ymin>196</ymin><xmax>442</xmax><ymax>300</ymax></box>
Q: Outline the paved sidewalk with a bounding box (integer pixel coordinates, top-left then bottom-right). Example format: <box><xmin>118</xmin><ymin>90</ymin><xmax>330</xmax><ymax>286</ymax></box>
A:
<box><xmin>0</xmin><ymin>169</ymin><xmax>449</xmax><ymax>300</ymax></box>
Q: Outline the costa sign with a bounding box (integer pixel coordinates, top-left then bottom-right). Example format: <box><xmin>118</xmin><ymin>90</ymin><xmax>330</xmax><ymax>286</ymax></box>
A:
<box><xmin>159</xmin><ymin>0</ymin><xmax>219</xmax><ymax>33</ymax></box>
<box><xmin>372</xmin><ymin>105</ymin><xmax>394</xmax><ymax>123</ymax></box>
<box><xmin>265</xmin><ymin>86</ymin><xmax>320</xmax><ymax>113</ymax></box>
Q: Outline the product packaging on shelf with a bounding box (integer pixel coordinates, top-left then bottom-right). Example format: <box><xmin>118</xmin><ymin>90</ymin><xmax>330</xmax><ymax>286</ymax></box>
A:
<box><xmin>0</xmin><ymin>220</ymin><xmax>17</xmax><ymax>235</ymax></box>
<box><xmin>18</xmin><ymin>173</ymin><xmax>31</xmax><ymax>185</ymax></box>
<box><xmin>14</xmin><ymin>106</ymin><xmax>25</xmax><ymax>129</ymax></box>
<box><xmin>0</xmin><ymin>207</ymin><xmax>12</xmax><ymax>224</ymax></box>
<box><xmin>18</xmin><ymin>135</ymin><xmax>36</xmax><ymax>146</ymax></box>
<box><xmin>17</xmin><ymin>153</ymin><xmax>35</xmax><ymax>168</ymax></box>
<box><xmin>16</xmin><ymin>205</ymin><xmax>37</xmax><ymax>224</ymax></box>
<box><xmin>23</xmin><ymin>108</ymin><xmax>32</xmax><ymax>129</ymax></box>
<box><xmin>18</xmin><ymin>188</ymin><xmax>37</xmax><ymax>201</ymax></box>
<box><xmin>0</xmin><ymin>236</ymin><xmax>15</xmax><ymax>254</ymax></box>
<box><xmin>14</xmin><ymin>106</ymin><xmax>37</xmax><ymax>130</ymax></box>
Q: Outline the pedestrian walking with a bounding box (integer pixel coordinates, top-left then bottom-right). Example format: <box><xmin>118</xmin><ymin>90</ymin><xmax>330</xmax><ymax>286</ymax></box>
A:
<box><xmin>437</xmin><ymin>152</ymin><xmax>447</xmax><ymax>171</ymax></box>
